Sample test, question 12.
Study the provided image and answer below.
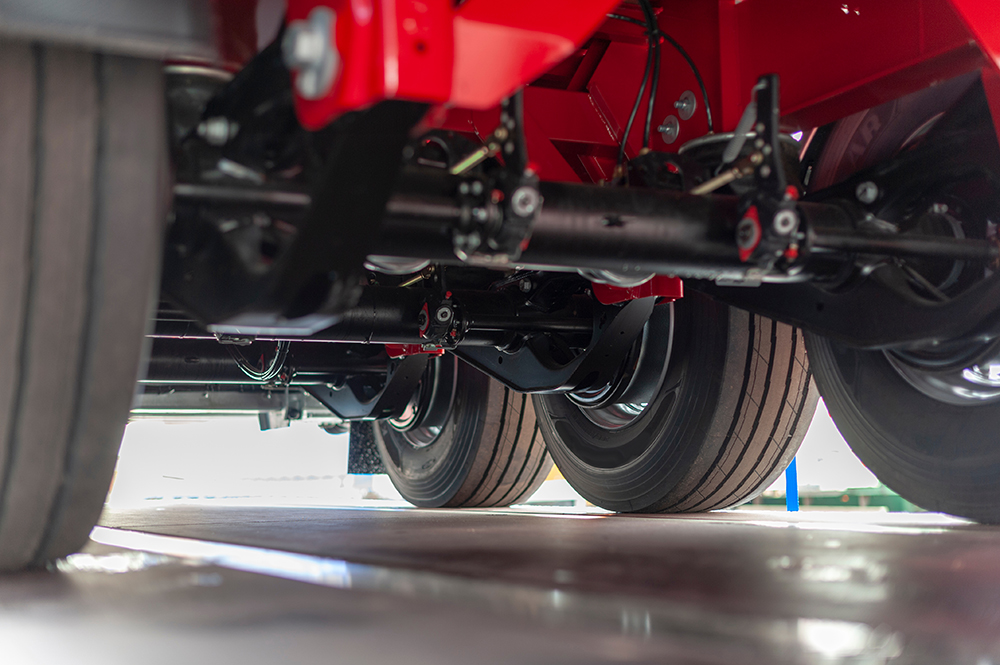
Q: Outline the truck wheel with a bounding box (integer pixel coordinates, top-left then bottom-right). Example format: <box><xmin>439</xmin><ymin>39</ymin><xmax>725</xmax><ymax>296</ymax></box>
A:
<box><xmin>373</xmin><ymin>355</ymin><xmax>552</xmax><ymax>507</ymax></box>
<box><xmin>805</xmin><ymin>77</ymin><xmax>1000</xmax><ymax>521</ymax></box>
<box><xmin>0</xmin><ymin>44</ymin><xmax>165</xmax><ymax>569</ymax></box>
<box><xmin>534</xmin><ymin>294</ymin><xmax>818</xmax><ymax>513</ymax></box>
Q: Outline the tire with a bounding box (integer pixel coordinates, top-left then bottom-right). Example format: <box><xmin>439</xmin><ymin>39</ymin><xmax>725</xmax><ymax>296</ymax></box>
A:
<box><xmin>805</xmin><ymin>76</ymin><xmax>1000</xmax><ymax>521</ymax></box>
<box><xmin>534</xmin><ymin>294</ymin><xmax>818</xmax><ymax>513</ymax></box>
<box><xmin>0</xmin><ymin>44</ymin><xmax>165</xmax><ymax>569</ymax></box>
<box><xmin>805</xmin><ymin>334</ymin><xmax>1000</xmax><ymax>522</ymax></box>
<box><xmin>373</xmin><ymin>356</ymin><xmax>552</xmax><ymax>507</ymax></box>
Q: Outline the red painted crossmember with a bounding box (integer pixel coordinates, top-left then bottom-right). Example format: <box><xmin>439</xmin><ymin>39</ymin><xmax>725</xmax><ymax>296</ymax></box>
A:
<box><xmin>385</xmin><ymin>343</ymin><xmax>445</xmax><ymax>358</ymax></box>
<box><xmin>591</xmin><ymin>276</ymin><xmax>683</xmax><ymax>305</ymax></box>
<box><xmin>284</xmin><ymin>0</ymin><xmax>620</xmax><ymax>129</ymax></box>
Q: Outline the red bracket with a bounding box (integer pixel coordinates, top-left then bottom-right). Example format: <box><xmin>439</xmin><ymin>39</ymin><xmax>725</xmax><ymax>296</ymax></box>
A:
<box><xmin>736</xmin><ymin>205</ymin><xmax>762</xmax><ymax>263</ymax></box>
<box><xmin>591</xmin><ymin>275</ymin><xmax>683</xmax><ymax>305</ymax></box>
<box><xmin>285</xmin><ymin>0</ymin><xmax>621</xmax><ymax>129</ymax></box>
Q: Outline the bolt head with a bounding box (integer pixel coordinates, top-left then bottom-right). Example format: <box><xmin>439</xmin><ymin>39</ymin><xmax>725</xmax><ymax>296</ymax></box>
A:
<box><xmin>674</xmin><ymin>90</ymin><xmax>697</xmax><ymax>120</ymax></box>
<box><xmin>285</xmin><ymin>27</ymin><xmax>325</xmax><ymax>66</ymax></box>
<box><xmin>435</xmin><ymin>305</ymin><xmax>453</xmax><ymax>323</ymax></box>
<box><xmin>198</xmin><ymin>117</ymin><xmax>235</xmax><ymax>146</ymax></box>
<box><xmin>519</xmin><ymin>279</ymin><xmax>532</xmax><ymax>293</ymax></box>
<box><xmin>282</xmin><ymin>7</ymin><xmax>339</xmax><ymax>100</ymax></box>
<box><xmin>856</xmin><ymin>181</ymin><xmax>879</xmax><ymax>205</ymax></box>
<box><xmin>773</xmin><ymin>209</ymin><xmax>799</xmax><ymax>235</ymax></box>
<box><xmin>658</xmin><ymin>115</ymin><xmax>680</xmax><ymax>144</ymax></box>
<box><xmin>511</xmin><ymin>186</ymin><xmax>541</xmax><ymax>217</ymax></box>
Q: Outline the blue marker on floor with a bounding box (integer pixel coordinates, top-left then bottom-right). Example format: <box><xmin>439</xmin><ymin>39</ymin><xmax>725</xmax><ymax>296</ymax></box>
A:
<box><xmin>785</xmin><ymin>458</ymin><xmax>799</xmax><ymax>512</ymax></box>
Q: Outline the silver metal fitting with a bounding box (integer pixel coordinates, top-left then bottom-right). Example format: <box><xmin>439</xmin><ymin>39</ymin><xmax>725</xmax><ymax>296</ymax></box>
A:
<box><xmin>434</xmin><ymin>305</ymin><xmax>453</xmax><ymax>324</ymax></box>
<box><xmin>282</xmin><ymin>7</ymin><xmax>339</xmax><ymax>100</ymax></box>
<box><xmin>658</xmin><ymin>115</ymin><xmax>680</xmax><ymax>144</ymax></box>
<box><xmin>674</xmin><ymin>90</ymin><xmax>696</xmax><ymax>120</ymax></box>
<box><xmin>856</xmin><ymin>181</ymin><xmax>879</xmax><ymax>205</ymax></box>
<box><xmin>773</xmin><ymin>209</ymin><xmax>799</xmax><ymax>235</ymax></box>
<box><xmin>197</xmin><ymin>117</ymin><xmax>239</xmax><ymax>146</ymax></box>
<box><xmin>511</xmin><ymin>186</ymin><xmax>541</xmax><ymax>217</ymax></box>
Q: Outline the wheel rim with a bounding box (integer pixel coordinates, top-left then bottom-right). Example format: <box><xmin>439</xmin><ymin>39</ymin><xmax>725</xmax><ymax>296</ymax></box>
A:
<box><xmin>884</xmin><ymin>338</ymin><xmax>1000</xmax><ymax>406</ymax></box>
<box><xmin>388</xmin><ymin>354</ymin><xmax>458</xmax><ymax>447</ymax></box>
<box><xmin>873</xmin><ymin>187</ymin><xmax>1000</xmax><ymax>406</ymax></box>
<box><xmin>569</xmin><ymin>303</ymin><xmax>673</xmax><ymax>430</ymax></box>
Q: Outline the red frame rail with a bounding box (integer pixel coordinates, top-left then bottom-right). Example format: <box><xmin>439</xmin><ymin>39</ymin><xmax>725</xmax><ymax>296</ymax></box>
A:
<box><xmin>215</xmin><ymin>0</ymin><xmax>1000</xmax><ymax>181</ymax></box>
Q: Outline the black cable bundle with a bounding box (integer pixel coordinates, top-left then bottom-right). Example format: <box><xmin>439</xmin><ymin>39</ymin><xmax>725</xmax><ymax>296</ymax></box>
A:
<box><xmin>607</xmin><ymin>3</ymin><xmax>715</xmax><ymax>177</ymax></box>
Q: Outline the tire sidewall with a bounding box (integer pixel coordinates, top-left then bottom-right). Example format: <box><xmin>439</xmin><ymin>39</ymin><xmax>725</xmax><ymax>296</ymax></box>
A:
<box><xmin>536</xmin><ymin>294</ymin><xmax>737</xmax><ymax>512</ymax></box>
<box><xmin>374</xmin><ymin>360</ymin><xmax>490</xmax><ymax>507</ymax></box>
<box><xmin>806</xmin><ymin>332</ymin><xmax>1000</xmax><ymax>520</ymax></box>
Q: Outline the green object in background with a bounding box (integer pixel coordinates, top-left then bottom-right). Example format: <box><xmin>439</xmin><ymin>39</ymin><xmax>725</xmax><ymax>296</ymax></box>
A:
<box><xmin>752</xmin><ymin>484</ymin><xmax>922</xmax><ymax>512</ymax></box>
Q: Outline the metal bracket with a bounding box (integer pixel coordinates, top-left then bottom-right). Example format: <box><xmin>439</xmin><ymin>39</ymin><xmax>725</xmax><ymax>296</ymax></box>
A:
<box><xmin>456</xmin><ymin>298</ymin><xmax>655</xmax><ymax>393</ymax></box>
<box><xmin>305</xmin><ymin>354</ymin><xmax>429</xmax><ymax>419</ymax></box>
<box><xmin>736</xmin><ymin>75</ymin><xmax>804</xmax><ymax>271</ymax></box>
<box><xmin>449</xmin><ymin>92</ymin><xmax>540</xmax><ymax>264</ymax></box>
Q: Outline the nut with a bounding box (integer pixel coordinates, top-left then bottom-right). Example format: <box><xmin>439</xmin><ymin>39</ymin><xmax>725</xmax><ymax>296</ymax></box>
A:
<box><xmin>435</xmin><ymin>305</ymin><xmax>453</xmax><ymax>324</ymax></box>
<box><xmin>674</xmin><ymin>90</ymin><xmax>697</xmax><ymax>120</ymax></box>
<box><xmin>282</xmin><ymin>7</ymin><xmax>339</xmax><ymax>100</ymax></box>
<box><xmin>511</xmin><ymin>186</ymin><xmax>541</xmax><ymax>217</ymax></box>
<box><xmin>197</xmin><ymin>117</ymin><xmax>238</xmax><ymax>146</ymax></box>
<box><xmin>855</xmin><ymin>181</ymin><xmax>879</xmax><ymax>205</ymax></box>
<box><xmin>773</xmin><ymin>209</ymin><xmax>799</xmax><ymax>235</ymax></box>
<box><xmin>658</xmin><ymin>115</ymin><xmax>680</xmax><ymax>144</ymax></box>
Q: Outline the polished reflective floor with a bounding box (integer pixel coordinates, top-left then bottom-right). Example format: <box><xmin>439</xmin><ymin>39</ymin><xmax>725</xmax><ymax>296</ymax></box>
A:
<box><xmin>2</xmin><ymin>505</ymin><xmax>999</xmax><ymax>664</ymax></box>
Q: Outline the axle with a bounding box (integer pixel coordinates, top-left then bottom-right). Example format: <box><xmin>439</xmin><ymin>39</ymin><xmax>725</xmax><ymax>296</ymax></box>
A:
<box><xmin>174</xmin><ymin>169</ymin><xmax>998</xmax><ymax>296</ymax></box>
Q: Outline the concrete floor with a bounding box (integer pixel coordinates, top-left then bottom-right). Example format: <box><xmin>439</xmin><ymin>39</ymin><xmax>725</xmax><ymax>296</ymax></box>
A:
<box><xmin>2</xmin><ymin>505</ymin><xmax>999</xmax><ymax>664</ymax></box>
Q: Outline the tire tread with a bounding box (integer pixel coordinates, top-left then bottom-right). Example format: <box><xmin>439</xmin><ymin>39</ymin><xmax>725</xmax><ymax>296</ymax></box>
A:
<box><xmin>0</xmin><ymin>45</ymin><xmax>163</xmax><ymax>570</ymax></box>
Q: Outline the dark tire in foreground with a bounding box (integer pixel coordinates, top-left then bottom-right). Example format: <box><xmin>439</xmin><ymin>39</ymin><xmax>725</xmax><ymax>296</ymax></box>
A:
<box><xmin>0</xmin><ymin>44</ymin><xmax>165</xmax><ymax>570</ymax></box>
<box><xmin>373</xmin><ymin>356</ymin><xmax>552</xmax><ymax>507</ymax></box>
<box><xmin>534</xmin><ymin>294</ymin><xmax>818</xmax><ymax>513</ymax></box>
